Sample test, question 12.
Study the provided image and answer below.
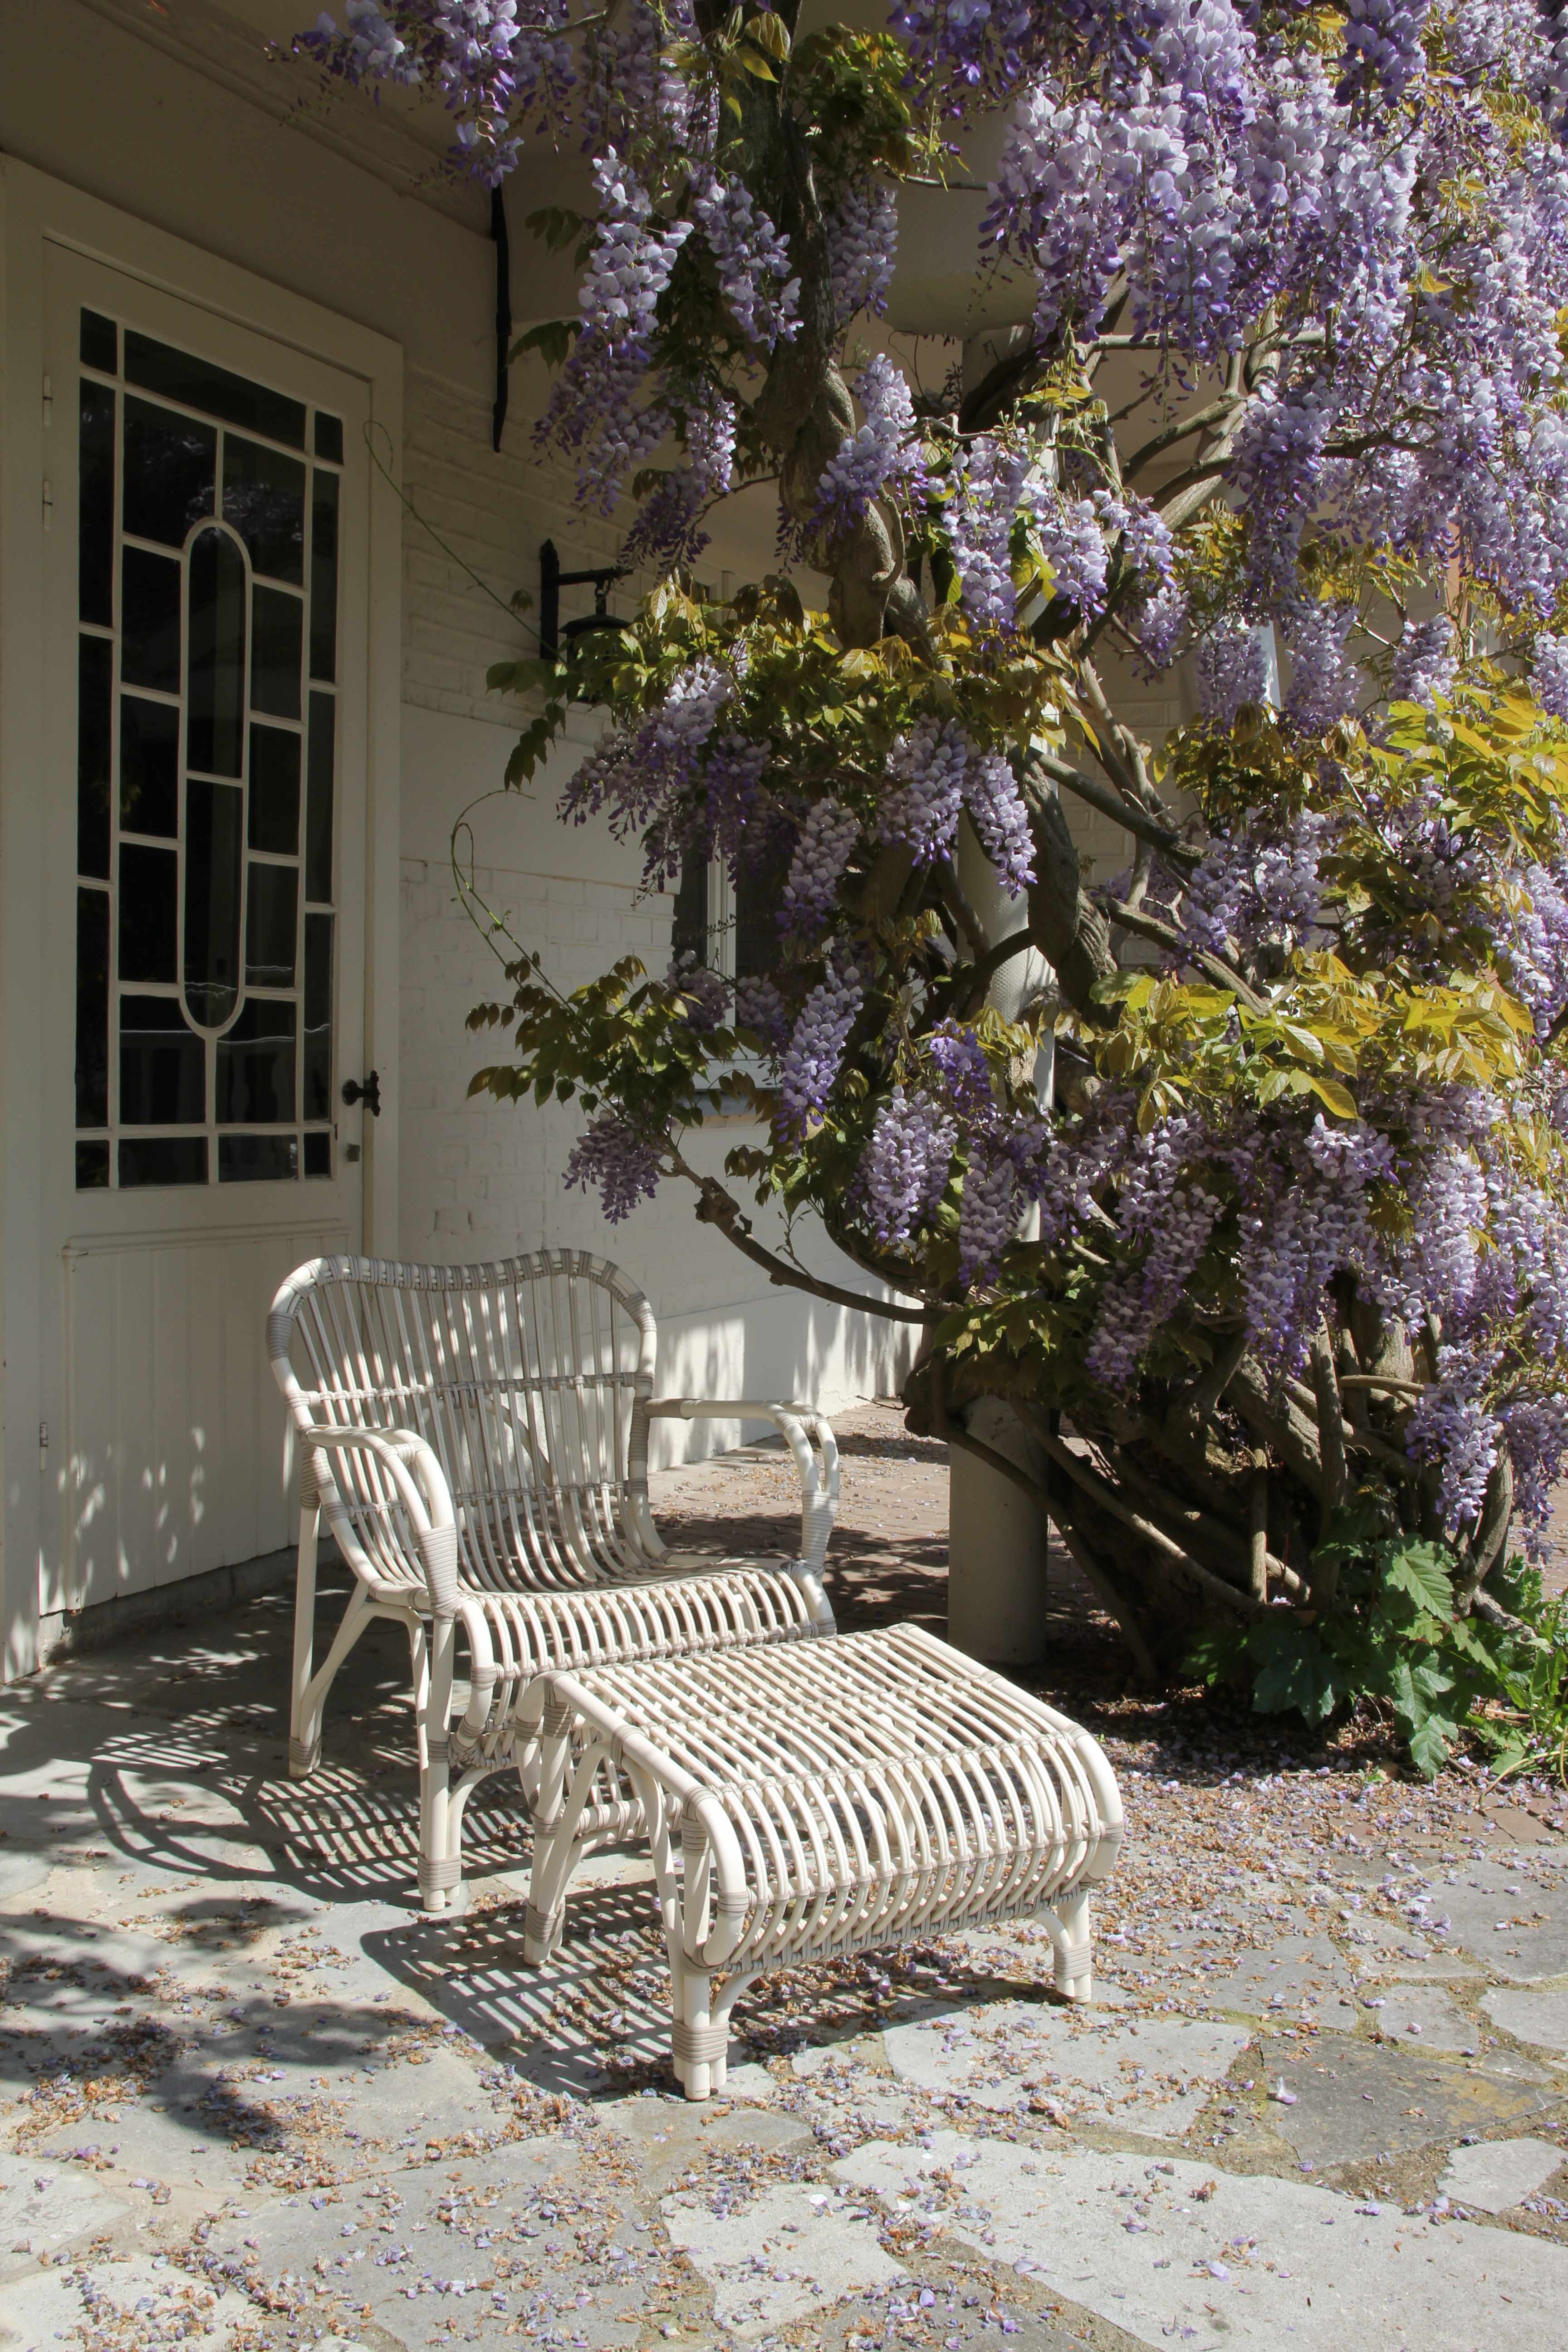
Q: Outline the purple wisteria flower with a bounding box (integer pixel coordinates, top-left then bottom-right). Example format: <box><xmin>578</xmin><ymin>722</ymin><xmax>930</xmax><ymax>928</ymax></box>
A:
<box><xmin>779</xmin><ymin>953</ymin><xmax>864</xmax><ymax>1137</ymax></box>
<box><xmin>691</xmin><ymin>174</ymin><xmax>800</xmax><ymax>350</ymax></box>
<box><xmin>564</xmin><ymin>1114</ymin><xmax>662</xmax><ymax>1221</ymax></box>
<box><xmin>779</xmin><ymin>799</ymin><xmax>860</xmax><ymax>942</ymax></box>
<box><xmin>826</xmin><ymin>181</ymin><xmax>899</xmax><ymax>323</ymax></box>
<box><xmin>860</xmin><ymin>1088</ymin><xmax>956</xmax><ymax>1245</ymax></box>
<box><xmin>813</xmin><ymin>355</ymin><xmax>927</xmax><ymax>539</ymax></box>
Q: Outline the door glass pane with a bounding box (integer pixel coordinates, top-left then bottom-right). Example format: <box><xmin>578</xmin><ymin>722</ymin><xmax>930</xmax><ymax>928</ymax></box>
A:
<box><xmin>123</xmin><ymin>397</ymin><xmax>215</xmax><ymax>548</ymax></box>
<box><xmin>183</xmin><ymin>779</ymin><xmax>243</xmax><ymax>1027</ymax></box>
<box><xmin>78</xmin><ymin>635</ymin><xmax>113</xmax><ymax>878</ymax></box>
<box><xmin>124</xmin><ymin>330</ymin><xmax>306</xmax><ymax>448</ymax></box>
<box><xmin>76</xmin><ymin>305</ymin><xmax>342</xmax><ymax>1188</ymax></box>
<box><xmin>118</xmin><ymin>843</ymin><xmax>178</xmax><ymax>982</ymax></box>
<box><xmin>251</xmin><ymin>586</ymin><xmax>302</xmax><ymax>720</ymax></box>
<box><xmin>245</xmin><ymin>862</ymin><xmax>298</xmax><ymax>989</ymax></box>
<box><xmin>309</xmin><ymin>471</ymin><xmax>338</xmax><ymax>681</ymax></box>
<box><xmin>121</xmin><ymin>547</ymin><xmax>181</xmax><ymax>693</ymax></box>
<box><xmin>225</xmin><ymin>436</ymin><xmax>305</xmax><ymax>583</ymax></box>
<box><xmin>120</xmin><ymin>1136</ymin><xmax>207</xmax><ymax>1188</ymax></box>
<box><xmin>79</xmin><ymin>382</ymin><xmax>115</xmax><ymax>628</ymax></box>
<box><xmin>248</xmin><ymin>725</ymin><xmax>300</xmax><ymax>853</ymax></box>
<box><xmin>220</xmin><ymin>1133</ymin><xmax>299</xmax><ymax>1183</ymax></box>
<box><xmin>305</xmin><ymin>691</ymin><xmax>335</xmax><ymax>902</ymax></box>
<box><xmin>304</xmin><ymin>912</ymin><xmax>332</xmax><ymax>1119</ymax></box>
<box><xmin>81</xmin><ymin>309</ymin><xmax>118</xmax><ymax>373</ymax></box>
<box><xmin>186</xmin><ymin>526</ymin><xmax>247</xmax><ymax>778</ymax></box>
<box><xmin>120</xmin><ymin>697</ymin><xmax>180</xmax><ymax>837</ymax></box>
<box><xmin>76</xmin><ymin>888</ymin><xmax>109</xmax><ymax>1128</ymax></box>
<box><xmin>217</xmin><ymin>999</ymin><xmax>295</xmax><ymax>1122</ymax></box>
<box><xmin>735</xmin><ymin>849</ymin><xmax>789</xmax><ymax>981</ymax></box>
<box><xmin>120</xmin><ymin>995</ymin><xmax>205</xmax><ymax>1124</ymax></box>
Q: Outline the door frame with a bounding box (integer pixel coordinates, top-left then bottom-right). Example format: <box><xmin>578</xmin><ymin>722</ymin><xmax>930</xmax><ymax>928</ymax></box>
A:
<box><xmin>0</xmin><ymin>157</ymin><xmax>404</xmax><ymax>1677</ymax></box>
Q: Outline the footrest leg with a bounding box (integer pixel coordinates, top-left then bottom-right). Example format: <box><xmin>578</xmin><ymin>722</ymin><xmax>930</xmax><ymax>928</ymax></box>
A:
<box><xmin>671</xmin><ymin>1964</ymin><xmax>726</xmax><ymax>2102</ymax></box>
<box><xmin>1049</xmin><ymin>1887</ymin><xmax>1093</xmax><ymax>2002</ymax></box>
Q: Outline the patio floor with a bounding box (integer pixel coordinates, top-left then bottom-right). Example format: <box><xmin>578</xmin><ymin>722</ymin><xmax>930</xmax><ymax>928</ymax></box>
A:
<box><xmin>3</xmin><ymin>1406</ymin><xmax>1568</xmax><ymax>2351</ymax></box>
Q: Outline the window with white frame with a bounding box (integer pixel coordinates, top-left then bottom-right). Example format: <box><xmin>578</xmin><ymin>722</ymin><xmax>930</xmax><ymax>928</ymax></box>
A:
<box><xmin>671</xmin><ymin>850</ymin><xmax>789</xmax><ymax>983</ymax></box>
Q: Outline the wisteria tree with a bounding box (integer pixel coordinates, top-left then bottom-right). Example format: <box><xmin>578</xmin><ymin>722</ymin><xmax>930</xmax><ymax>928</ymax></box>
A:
<box><xmin>298</xmin><ymin>0</ymin><xmax>1568</xmax><ymax>1766</ymax></box>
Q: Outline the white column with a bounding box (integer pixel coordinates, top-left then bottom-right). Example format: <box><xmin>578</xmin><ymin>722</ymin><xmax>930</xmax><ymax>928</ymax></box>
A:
<box><xmin>945</xmin><ymin>808</ymin><xmax>1055</xmax><ymax>1666</ymax></box>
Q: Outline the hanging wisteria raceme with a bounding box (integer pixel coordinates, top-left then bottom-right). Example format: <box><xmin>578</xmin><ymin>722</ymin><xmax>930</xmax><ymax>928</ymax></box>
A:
<box><xmin>691</xmin><ymin>174</ymin><xmax>800</xmax><ymax>351</ymax></box>
<box><xmin>564</xmin><ymin>1113</ymin><xmax>662</xmax><ymax>1223</ymax></box>
<box><xmin>538</xmin><ymin>151</ymin><xmax>691</xmax><ymax>513</ymax></box>
<box><xmin>1194</xmin><ymin>620</ymin><xmax>1275</xmax><ymax>728</ymax></box>
<box><xmin>859</xmin><ymin>1087</ymin><xmax>956</xmax><ymax>1245</ymax></box>
<box><xmin>1180</xmin><ymin>809</ymin><xmax>1328</xmax><ymax>959</ymax></box>
<box><xmin>621</xmin><ymin>390</ymin><xmax>737</xmax><ymax>569</ymax></box>
<box><xmin>812</xmin><ymin>354</ymin><xmax>927</xmax><ymax>540</ymax></box>
<box><xmin>825</xmin><ymin>181</ymin><xmax>899</xmax><ymax>324</ymax></box>
<box><xmin>779</xmin><ymin>952</ymin><xmax>864</xmax><ymax>1138</ymax></box>
<box><xmin>1282</xmin><ymin>601</ymin><xmax>1364</xmax><ymax>737</ymax></box>
<box><xmin>1389</xmin><ymin>616</ymin><xmax>1458</xmax><ymax>708</ymax></box>
<box><xmin>779</xmin><ymin>799</ymin><xmax>861</xmax><ymax>942</ymax></box>
<box><xmin>297</xmin><ymin>0</ymin><xmax>572</xmax><ymax>177</ymax></box>
<box><xmin>559</xmin><ymin>657</ymin><xmax>733</xmax><ymax>870</ymax></box>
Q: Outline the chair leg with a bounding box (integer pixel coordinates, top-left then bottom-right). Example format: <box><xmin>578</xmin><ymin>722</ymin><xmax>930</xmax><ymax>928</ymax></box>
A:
<box><xmin>289</xmin><ymin>1479</ymin><xmax>323</xmax><ymax>1776</ymax></box>
<box><xmin>523</xmin><ymin>1699</ymin><xmax>582</xmax><ymax>1964</ymax></box>
<box><xmin>1048</xmin><ymin>1885</ymin><xmax>1093</xmax><ymax>2002</ymax></box>
<box><xmin>415</xmin><ymin>1618</ymin><xmax>462</xmax><ymax>1916</ymax></box>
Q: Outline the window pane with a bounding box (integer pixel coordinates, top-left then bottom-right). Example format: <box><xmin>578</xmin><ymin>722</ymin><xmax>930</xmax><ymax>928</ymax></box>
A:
<box><xmin>120</xmin><ymin>995</ymin><xmax>205</xmax><ymax>1125</ymax></box>
<box><xmin>735</xmin><ymin>850</ymin><xmax>789</xmax><ymax>982</ymax></box>
<box><xmin>121</xmin><ymin>547</ymin><xmax>181</xmax><ymax>694</ymax></box>
<box><xmin>118</xmin><ymin>843</ymin><xmax>178</xmax><ymax>983</ymax></box>
<box><xmin>224</xmin><ymin>436</ymin><xmax>305</xmax><ymax>583</ymax></box>
<box><xmin>304</xmin><ymin>693</ymin><xmax>335</xmax><ymax>903</ymax></box>
<box><xmin>124</xmin><ymin>331</ymin><xmax>306</xmax><ymax>448</ymax></box>
<box><xmin>183</xmin><ymin>779</ymin><xmax>243</xmax><ymax>1026</ymax></box>
<box><xmin>217</xmin><ymin>999</ymin><xmax>295</xmax><ymax>1122</ymax></box>
<box><xmin>76</xmin><ymin>1141</ymin><xmax>110</xmax><ymax>1189</ymax></box>
<box><xmin>671</xmin><ymin>857</ymin><xmax>709</xmax><ymax>966</ymax></box>
<box><xmin>304</xmin><ymin>911</ymin><xmax>333</xmax><ymax>1120</ymax></box>
<box><xmin>313</xmin><ymin>411</ymin><xmax>343</xmax><ymax>464</ymax></box>
<box><xmin>245</xmin><ymin>862</ymin><xmax>298</xmax><ymax>988</ymax></box>
<box><xmin>76</xmin><ymin>887</ymin><xmax>109</xmax><ymax>1127</ymax></box>
<box><xmin>219</xmin><ymin>1133</ymin><xmax>299</xmax><ymax>1183</ymax></box>
<box><xmin>123</xmin><ymin>397</ymin><xmax>215</xmax><ymax>548</ymax></box>
<box><xmin>80</xmin><ymin>309</ymin><xmax>118</xmax><ymax>373</ymax></box>
<box><xmin>186</xmin><ymin>525</ymin><xmax>247</xmax><ymax>777</ymax></box>
<box><xmin>248</xmin><ymin>725</ymin><xmax>300</xmax><ymax>853</ymax></box>
<box><xmin>120</xmin><ymin>697</ymin><xmax>180</xmax><ymax>838</ymax></box>
<box><xmin>309</xmin><ymin>470</ymin><xmax>338</xmax><ymax>682</ymax></box>
<box><xmin>120</xmin><ymin>1135</ymin><xmax>207</xmax><ymax>1188</ymax></box>
<box><xmin>251</xmin><ymin>585</ymin><xmax>302</xmax><ymax>720</ymax></box>
<box><xmin>303</xmin><ymin>1129</ymin><xmax>332</xmax><ymax>1177</ymax></box>
<box><xmin>79</xmin><ymin>382</ymin><xmax>115</xmax><ymax>628</ymax></box>
<box><xmin>78</xmin><ymin>635</ymin><xmax>112</xmax><ymax>878</ymax></box>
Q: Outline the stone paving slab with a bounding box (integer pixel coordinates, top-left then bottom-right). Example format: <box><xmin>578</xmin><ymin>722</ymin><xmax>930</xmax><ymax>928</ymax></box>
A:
<box><xmin>1254</xmin><ymin>2031</ymin><xmax>1560</xmax><ymax>2167</ymax></box>
<box><xmin>836</xmin><ymin>2131</ymin><xmax>1568</xmax><ymax>2349</ymax></box>
<box><xmin>1482</xmin><ymin>1984</ymin><xmax>1568</xmax><ymax>2053</ymax></box>
<box><xmin>882</xmin><ymin>2002</ymin><xmax>1254</xmax><ymax>2137</ymax></box>
<box><xmin>662</xmin><ymin>2180</ymin><xmax>908</xmax><ymax>2339</ymax></box>
<box><xmin>1439</xmin><ymin>2135</ymin><xmax>1567</xmax><ymax>2213</ymax></box>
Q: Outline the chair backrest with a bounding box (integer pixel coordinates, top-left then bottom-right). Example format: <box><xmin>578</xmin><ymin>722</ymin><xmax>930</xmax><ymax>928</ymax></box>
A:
<box><xmin>269</xmin><ymin>1252</ymin><xmax>659</xmax><ymax>1594</ymax></box>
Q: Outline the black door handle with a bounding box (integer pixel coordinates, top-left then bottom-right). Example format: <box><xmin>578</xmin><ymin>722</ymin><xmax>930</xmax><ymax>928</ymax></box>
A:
<box><xmin>342</xmin><ymin>1071</ymin><xmax>381</xmax><ymax>1117</ymax></box>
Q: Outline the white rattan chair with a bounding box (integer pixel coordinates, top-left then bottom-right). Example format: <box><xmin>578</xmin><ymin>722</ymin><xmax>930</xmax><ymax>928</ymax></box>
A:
<box><xmin>268</xmin><ymin>1252</ymin><xmax>840</xmax><ymax>1911</ymax></box>
<box><xmin>521</xmin><ymin>1623</ymin><xmax>1126</xmax><ymax>2097</ymax></box>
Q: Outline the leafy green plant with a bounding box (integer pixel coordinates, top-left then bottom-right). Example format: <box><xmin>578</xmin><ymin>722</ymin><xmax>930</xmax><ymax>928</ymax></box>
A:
<box><xmin>1191</xmin><ymin>1510</ymin><xmax>1568</xmax><ymax>1779</ymax></box>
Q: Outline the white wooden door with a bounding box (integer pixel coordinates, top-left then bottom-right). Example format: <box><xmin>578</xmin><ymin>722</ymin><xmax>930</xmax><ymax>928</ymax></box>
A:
<box><xmin>40</xmin><ymin>247</ymin><xmax>372</xmax><ymax>1612</ymax></box>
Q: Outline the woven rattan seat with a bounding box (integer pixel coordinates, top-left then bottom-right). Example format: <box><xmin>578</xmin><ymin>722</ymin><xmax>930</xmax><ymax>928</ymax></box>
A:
<box><xmin>520</xmin><ymin>1623</ymin><xmax>1125</xmax><ymax>2098</ymax></box>
<box><xmin>269</xmin><ymin>1252</ymin><xmax>839</xmax><ymax>1910</ymax></box>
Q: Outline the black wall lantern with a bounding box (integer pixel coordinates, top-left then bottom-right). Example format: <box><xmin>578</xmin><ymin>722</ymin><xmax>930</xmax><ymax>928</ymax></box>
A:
<box><xmin>539</xmin><ymin>539</ymin><xmax>631</xmax><ymax>662</ymax></box>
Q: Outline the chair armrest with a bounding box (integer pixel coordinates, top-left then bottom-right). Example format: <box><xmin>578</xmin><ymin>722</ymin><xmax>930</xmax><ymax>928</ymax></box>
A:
<box><xmin>642</xmin><ymin>1398</ymin><xmax>840</xmax><ymax>1574</ymax></box>
<box><xmin>299</xmin><ymin>1421</ymin><xmax>460</xmax><ymax>1618</ymax></box>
